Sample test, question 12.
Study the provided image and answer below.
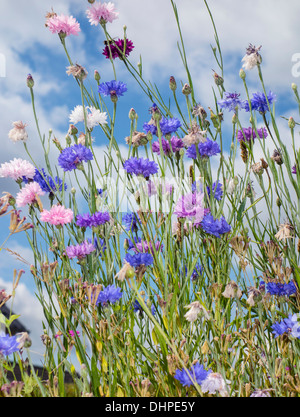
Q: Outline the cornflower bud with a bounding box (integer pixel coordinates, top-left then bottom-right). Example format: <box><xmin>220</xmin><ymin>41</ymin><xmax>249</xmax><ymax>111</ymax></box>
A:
<box><xmin>26</xmin><ymin>74</ymin><xmax>34</xmax><ymax>88</ymax></box>
<box><xmin>288</xmin><ymin>117</ymin><xmax>296</xmax><ymax>129</ymax></box>
<box><xmin>212</xmin><ymin>70</ymin><xmax>224</xmax><ymax>86</ymax></box>
<box><xmin>239</xmin><ymin>68</ymin><xmax>246</xmax><ymax>80</ymax></box>
<box><xmin>169</xmin><ymin>76</ymin><xmax>177</xmax><ymax>91</ymax></box>
<box><xmin>129</xmin><ymin>108</ymin><xmax>137</xmax><ymax>120</ymax></box>
<box><xmin>182</xmin><ymin>83</ymin><xmax>192</xmax><ymax>95</ymax></box>
<box><xmin>94</xmin><ymin>70</ymin><xmax>100</xmax><ymax>82</ymax></box>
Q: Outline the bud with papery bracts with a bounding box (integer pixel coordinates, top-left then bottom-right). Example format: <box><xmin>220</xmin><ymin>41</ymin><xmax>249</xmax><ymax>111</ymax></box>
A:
<box><xmin>169</xmin><ymin>76</ymin><xmax>177</xmax><ymax>91</ymax></box>
<box><xmin>182</xmin><ymin>83</ymin><xmax>192</xmax><ymax>95</ymax></box>
<box><xmin>27</xmin><ymin>74</ymin><xmax>34</xmax><ymax>88</ymax></box>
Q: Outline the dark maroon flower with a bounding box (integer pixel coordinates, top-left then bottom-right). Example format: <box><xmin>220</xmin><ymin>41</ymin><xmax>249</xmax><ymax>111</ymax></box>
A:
<box><xmin>102</xmin><ymin>38</ymin><xmax>134</xmax><ymax>60</ymax></box>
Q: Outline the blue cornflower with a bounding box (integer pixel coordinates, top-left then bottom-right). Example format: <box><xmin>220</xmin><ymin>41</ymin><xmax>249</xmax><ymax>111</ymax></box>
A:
<box><xmin>124</xmin><ymin>252</ymin><xmax>153</xmax><ymax>267</ymax></box>
<box><xmin>133</xmin><ymin>299</ymin><xmax>143</xmax><ymax>313</ymax></box>
<box><xmin>207</xmin><ymin>180</ymin><xmax>223</xmax><ymax>201</ymax></box>
<box><xmin>271</xmin><ymin>314</ymin><xmax>300</xmax><ymax>338</ymax></box>
<box><xmin>123</xmin><ymin>157</ymin><xmax>158</xmax><ymax>178</ymax></box>
<box><xmin>98</xmin><ymin>80</ymin><xmax>127</xmax><ymax>98</ymax></box>
<box><xmin>174</xmin><ymin>362</ymin><xmax>211</xmax><ymax>387</ymax></box>
<box><xmin>185</xmin><ymin>263</ymin><xmax>203</xmax><ymax>281</ymax></box>
<box><xmin>96</xmin><ymin>285</ymin><xmax>122</xmax><ymax>306</ymax></box>
<box><xmin>23</xmin><ymin>167</ymin><xmax>67</xmax><ymax>194</ymax></box>
<box><xmin>58</xmin><ymin>144</ymin><xmax>93</xmax><ymax>171</ymax></box>
<box><xmin>186</xmin><ymin>139</ymin><xmax>221</xmax><ymax>159</ymax></box>
<box><xmin>143</xmin><ymin>117</ymin><xmax>181</xmax><ymax>136</ymax></box>
<box><xmin>266</xmin><ymin>281</ymin><xmax>297</xmax><ymax>297</ymax></box>
<box><xmin>218</xmin><ymin>92</ymin><xmax>243</xmax><ymax>112</ymax></box>
<box><xmin>93</xmin><ymin>236</ymin><xmax>106</xmax><ymax>255</ymax></box>
<box><xmin>242</xmin><ymin>91</ymin><xmax>276</xmax><ymax>113</ymax></box>
<box><xmin>122</xmin><ymin>212</ymin><xmax>139</xmax><ymax>232</ymax></box>
<box><xmin>132</xmin><ymin>300</ymin><xmax>156</xmax><ymax>316</ymax></box>
<box><xmin>201</xmin><ymin>214</ymin><xmax>231</xmax><ymax>238</ymax></box>
<box><xmin>0</xmin><ymin>332</ymin><xmax>20</xmax><ymax>356</ymax></box>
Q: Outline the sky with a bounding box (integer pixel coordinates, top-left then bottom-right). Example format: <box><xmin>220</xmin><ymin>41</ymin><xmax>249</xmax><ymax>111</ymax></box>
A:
<box><xmin>0</xmin><ymin>0</ymin><xmax>300</xmax><ymax>366</ymax></box>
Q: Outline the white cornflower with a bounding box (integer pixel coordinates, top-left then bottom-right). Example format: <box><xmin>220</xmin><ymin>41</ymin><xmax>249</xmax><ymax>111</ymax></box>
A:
<box><xmin>115</xmin><ymin>261</ymin><xmax>134</xmax><ymax>282</ymax></box>
<box><xmin>69</xmin><ymin>105</ymin><xmax>85</xmax><ymax>124</ymax></box>
<box><xmin>222</xmin><ymin>281</ymin><xmax>242</xmax><ymax>299</ymax></box>
<box><xmin>8</xmin><ymin>121</ymin><xmax>28</xmax><ymax>143</ymax></box>
<box><xmin>275</xmin><ymin>221</ymin><xmax>295</xmax><ymax>242</ymax></box>
<box><xmin>182</xmin><ymin>123</ymin><xmax>207</xmax><ymax>146</ymax></box>
<box><xmin>242</xmin><ymin>43</ymin><xmax>262</xmax><ymax>70</ymax></box>
<box><xmin>69</xmin><ymin>105</ymin><xmax>107</xmax><ymax>130</ymax></box>
<box><xmin>184</xmin><ymin>301</ymin><xmax>210</xmax><ymax>322</ymax></box>
<box><xmin>201</xmin><ymin>373</ymin><xmax>229</xmax><ymax>397</ymax></box>
<box><xmin>87</xmin><ymin>107</ymin><xmax>107</xmax><ymax>129</ymax></box>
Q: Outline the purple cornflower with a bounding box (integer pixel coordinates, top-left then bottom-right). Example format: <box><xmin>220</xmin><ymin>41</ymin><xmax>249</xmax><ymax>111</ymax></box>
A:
<box><xmin>76</xmin><ymin>213</ymin><xmax>92</xmax><ymax>228</ymax></box>
<box><xmin>98</xmin><ymin>80</ymin><xmax>127</xmax><ymax>98</ymax></box>
<box><xmin>143</xmin><ymin>117</ymin><xmax>181</xmax><ymax>136</ymax></box>
<box><xmin>266</xmin><ymin>281</ymin><xmax>297</xmax><ymax>296</ymax></box>
<box><xmin>76</xmin><ymin>211</ymin><xmax>110</xmax><ymax>228</ymax></box>
<box><xmin>58</xmin><ymin>144</ymin><xmax>93</xmax><ymax>171</ymax></box>
<box><xmin>0</xmin><ymin>332</ymin><xmax>20</xmax><ymax>356</ymax></box>
<box><xmin>123</xmin><ymin>157</ymin><xmax>158</xmax><ymax>178</ymax></box>
<box><xmin>96</xmin><ymin>285</ymin><xmax>122</xmax><ymax>306</ymax></box>
<box><xmin>122</xmin><ymin>212</ymin><xmax>139</xmax><ymax>232</ymax></box>
<box><xmin>174</xmin><ymin>362</ymin><xmax>211</xmax><ymax>387</ymax></box>
<box><xmin>207</xmin><ymin>181</ymin><xmax>223</xmax><ymax>201</ymax></box>
<box><xmin>174</xmin><ymin>191</ymin><xmax>205</xmax><ymax>226</ymax></box>
<box><xmin>90</xmin><ymin>211</ymin><xmax>110</xmax><ymax>227</ymax></box>
<box><xmin>271</xmin><ymin>314</ymin><xmax>300</xmax><ymax>338</ymax></box>
<box><xmin>102</xmin><ymin>38</ymin><xmax>134</xmax><ymax>59</ymax></box>
<box><xmin>292</xmin><ymin>165</ymin><xmax>297</xmax><ymax>174</ymax></box>
<box><xmin>128</xmin><ymin>237</ymin><xmax>163</xmax><ymax>254</ymax></box>
<box><xmin>65</xmin><ymin>240</ymin><xmax>95</xmax><ymax>260</ymax></box>
<box><xmin>243</xmin><ymin>91</ymin><xmax>276</xmax><ymax>113</ymax></box>
<box><xmin>237</xmin><ymin>127</ymin><xmax>268</xmax><ymax>143</ymax></box>
<box><xmin>124</xmin><ymin>252</ymin><xmax>153</xmax><ymax>267</ymax></box>
<box><xmin>218</xmin><ymin>92</ymin><xmax>243</xmax><ymax>112</ymax></box>
<box><xmin>186</xmin><ymin>138</ymin><xmax>221</xmax><ymax>159</ymax></box>
<box><xmin>152</xmin><ymin>136</ymin><xmax>184</xmax><ymax>156</ymax></box>
<box><xmin>201</xmin><ymin>214</ymin><xmax>231</xmax><ymax>238</ymax></box>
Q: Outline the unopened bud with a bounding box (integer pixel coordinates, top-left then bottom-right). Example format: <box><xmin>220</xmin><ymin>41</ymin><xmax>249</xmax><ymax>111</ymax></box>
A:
<box><xmin>239</xmin><ymin>68</ymin><xmax>246</xmax><ymax>80</ymax></box>
<box><xmin>182</xmin><ymin>83</ymin><xmax>192</xmax><ymax>95</ymax></box>
<box><xmin>26</xmin><ymin>74</ymin><xmax>34</xmax><ymax>88</ymax></box>
<box><xmin>276</xmin><ymin>197</ymin><xmax>281</xmax><ymax>207</ymax></box>
<box><xmin>292</xmin><ymin>83</ymin><xmax>298</xmax><ymax>92</ymax></box>
<box><xmin>68</xmin><ymin>124</ymin><xmax>78</xmax><ymax>136</ymax></box>
<box><xmin>129</xmin><ymin>108</ymin><xmax>137</xmax><ymax>120</ymax></box>
<box><xmin>169</xmin><ymin>76</ymin><xmax>177</xmax><ymax>91</ymax></box>
<box><xmin>212</xmin><ymin>70</ymin><xmax>224</xmax><ymax>86</ymax></box>
<box><xmin>110</xmin><ymin>90</ymin><xmax>118</xmax><ymax>103</ymax></box>
<box><xmin>94</xmin><ymin>70</ymin><xmax>100</xmax><ymax>82</ymax></box>
<box><xmin>288</xmin><ymin>117</ymin><xmax>296</xmax><ymax>129</ymax></box>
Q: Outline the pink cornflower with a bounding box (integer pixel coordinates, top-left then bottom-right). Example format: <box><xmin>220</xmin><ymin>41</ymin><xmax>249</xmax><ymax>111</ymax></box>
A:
<box><xmin>174</xmin><ymin>191</ymin><xmax>205</xmax><ymax>226</ymax></box>
<box><xmin>0</xmin><ymin>158</ymin><xmax>35</xmax><ymax>181</ymax></box>
<box><xmin>40</xmin><ymin>204</ymin><xmax>73</xmax><ymax>226</ymax></box>
<box><xmin>47</xmin><ymin>14</ymin><xmax>81</xmax><ymax>37</ymax></box>
<box><xmin>86</xmin><ymin>2</ymin><xmax>119</xmax><ymax>25</ymax></box>
<box><xmin>15</xmin><ymin>182</ymin><xmax>45</xmax><ymax>208</ymax></box>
